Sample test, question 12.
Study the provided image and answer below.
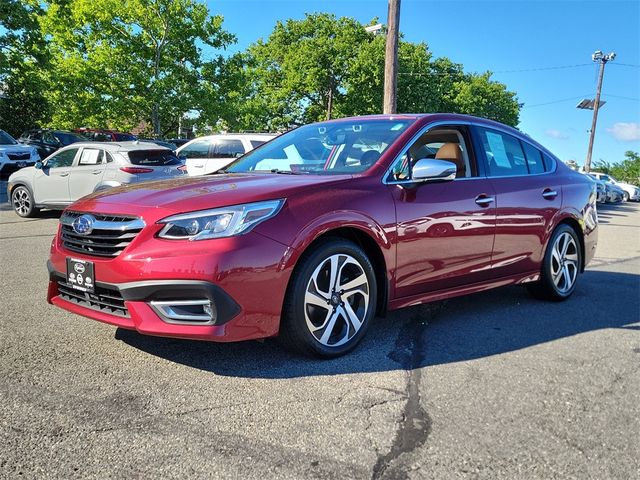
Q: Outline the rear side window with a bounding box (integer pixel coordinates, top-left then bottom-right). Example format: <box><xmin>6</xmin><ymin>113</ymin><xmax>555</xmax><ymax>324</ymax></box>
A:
<box><xmin>250</xmin><ymin>140</ymin><xmax>266</xmax><ymax>149</ymax></box>
<box><xmin>78</xmin><ymin>148</ymin><xmax>104</xmax><ymax>165</ymax></box>
<box><xmin>127</xmin><ymin>149</ymin><xmax>180</xmax><ymax>166</ymax></box>
<box><xmin>214</xmin><ymin>139</ymin><xmax>245</xmax><ymax>158</ymax></box>
<box><xmin>521</xmin><ymin>142</ymin><xmax>546</xmax><ymax>174</ymax></box>
<box><xmin>478</xmin><ymin>128</ymin><xmax>528</xmax><ymax>177</ymax></box>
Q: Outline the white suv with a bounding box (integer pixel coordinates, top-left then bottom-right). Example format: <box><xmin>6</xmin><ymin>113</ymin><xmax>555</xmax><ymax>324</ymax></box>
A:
<box><xmin>177</xmin><ymin>134</ymin><xmax>275</xmax><ymax>176</ymax></box>
<box><xmin>588</xmin><ymin>172</ymin><xmax>640</xmax><ymax>202</ymax></box>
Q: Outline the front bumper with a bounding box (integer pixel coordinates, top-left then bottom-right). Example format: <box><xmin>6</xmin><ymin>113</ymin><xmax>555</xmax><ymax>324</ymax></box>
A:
<box><xmin>47</xmin><ymin>226</ymin><xmax>293</xmax><ymax>342</ymax></box>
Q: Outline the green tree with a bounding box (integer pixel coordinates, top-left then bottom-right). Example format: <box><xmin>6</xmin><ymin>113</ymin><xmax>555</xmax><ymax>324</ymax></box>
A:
<box><xmin>596</xmin><ymin>151</ymin><xmax>640</xmax><ymax>184</ymax></box>
<box><xmin>0</xmin><ymin>0</ymin><xmax>51</xmax><ymax>137</ymax></box>
<box><xmin>240</xmin><ymin>13</ymin><xmax>520</xmax><ymax>130</ymax></box>
<box><xmin>39</xmin><ymin>0</ymin><xmax>234</xmax><ymax>136</ymax></box>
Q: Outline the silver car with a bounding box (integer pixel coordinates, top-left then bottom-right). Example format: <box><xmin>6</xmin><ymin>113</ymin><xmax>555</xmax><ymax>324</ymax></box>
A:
<box><xmin>8</xmin><ymin>142</ymin><xmax>185</xmax><ymax>217</ymax></box>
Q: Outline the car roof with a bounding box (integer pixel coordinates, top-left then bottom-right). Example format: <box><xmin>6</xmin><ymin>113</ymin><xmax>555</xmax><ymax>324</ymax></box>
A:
<box><xmin>61</xmin><ymin>141</ymin><xmax>171</xmax><ymax>152</ymax></box>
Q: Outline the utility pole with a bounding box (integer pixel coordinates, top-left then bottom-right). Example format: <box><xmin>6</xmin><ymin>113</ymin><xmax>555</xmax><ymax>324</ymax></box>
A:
<box><xmin>383</xmin><ymin>0</ymin><xmax>401</xmax><ymax>114</ymax></box>
<box><xmin>584</xmin><ymin>50</ymin><xmax>615</xmax><ymax>173</ymax></box>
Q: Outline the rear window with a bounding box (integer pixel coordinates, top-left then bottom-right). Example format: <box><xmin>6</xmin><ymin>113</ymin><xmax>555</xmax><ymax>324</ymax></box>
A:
<box><xmin>127</xmin><ymin>149</ymin><xmax>180</xmax><ymax>166</ymax></box>
<box><xmin>114</xmin><ymin>133</ymin><xmax>137</xmax><ymax>141</ymax></box>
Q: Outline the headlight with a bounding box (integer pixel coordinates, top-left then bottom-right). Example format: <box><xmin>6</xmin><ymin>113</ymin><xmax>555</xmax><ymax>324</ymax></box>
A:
<box><xmin>157</xmin><ymin>199</ymin><xmax>284</xmax><ymax>240</ymax></box>
<box><xmin>0</xmin><ymin>151</ymin><xmax>6</xmax><ymax>158</ymax></box>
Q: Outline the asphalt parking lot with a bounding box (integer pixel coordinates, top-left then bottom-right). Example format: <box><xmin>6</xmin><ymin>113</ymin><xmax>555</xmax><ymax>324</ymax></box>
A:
<box><xmin>1</xmin><ymin>188</ymin><xmax>638</xmax><ymax>479</ymax></box>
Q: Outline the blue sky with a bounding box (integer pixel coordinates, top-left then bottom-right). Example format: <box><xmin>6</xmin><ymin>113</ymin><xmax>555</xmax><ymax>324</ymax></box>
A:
<box><xmin>209</xmin><ymin>0</ymin><xmax>640</xmax><ymax>165</ymax></box>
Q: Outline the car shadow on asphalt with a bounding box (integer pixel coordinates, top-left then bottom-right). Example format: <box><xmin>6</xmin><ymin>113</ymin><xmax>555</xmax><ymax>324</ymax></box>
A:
<box><xmin>116</xmin><ymin>270</ymin><xmax>639</xmax><ymax>379</ymax></box>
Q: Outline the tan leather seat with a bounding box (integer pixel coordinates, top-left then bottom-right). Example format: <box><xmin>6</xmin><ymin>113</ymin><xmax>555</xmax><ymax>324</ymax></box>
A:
<box><xmin>435</xmin><ymin>143</ymin><xmax>466</xmax><ymax>178</ymax></box>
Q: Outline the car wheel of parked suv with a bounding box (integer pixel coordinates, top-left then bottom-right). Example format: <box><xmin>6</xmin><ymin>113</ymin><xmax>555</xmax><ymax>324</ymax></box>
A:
<box><xmin>280</xmin><ymin>239</ymin><xmax>377</xmax><ymax>358</ymax></box>
<box><xmin>11</xmin><ymin>185</ymin><xmax>39</xmax><ymax>218</ymax></box>
<box><xmin>623</xmin><ymin>192</ymin><xmax>630</xmax><ymax>202</ymax></box>
<box><xmin>528</xmin><ymin>224</ymin><xmax>582</xmax><ymax>301</ymax></box>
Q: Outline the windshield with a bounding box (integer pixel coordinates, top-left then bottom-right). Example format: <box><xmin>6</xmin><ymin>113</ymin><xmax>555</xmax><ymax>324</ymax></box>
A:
<box><xmin>0</xmin><ymin>130</ymin><xmax>18</xmax><ymax>145</ymax></box>
<box><xmin>226</xmin><ymin>119</ymin><xmax>413</xmax><ymax>175</ymax></box>
<box><xmin>54</xmin><ymin>132</ymin><xmax>85</xmax><ymax>145</ymax></box>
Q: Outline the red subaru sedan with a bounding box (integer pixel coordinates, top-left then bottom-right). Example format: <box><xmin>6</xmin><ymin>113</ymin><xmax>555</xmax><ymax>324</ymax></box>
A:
<box><xmin>47</xmin><ymin>114</ymin><xmax>598</xmax><ymax>357</ymax></box>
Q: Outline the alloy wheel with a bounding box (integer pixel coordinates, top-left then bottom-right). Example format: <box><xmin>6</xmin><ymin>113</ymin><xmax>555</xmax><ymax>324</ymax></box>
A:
<box><xmin>12</xmin><ymin>187</ymin><xmax>31</xmax><ymax>216</ymax></box>
<box><xmin>550</xmin><ymin>232</ymin><xmax>579</xmax><ymax>294</ymax></box>
<box><xmin>304</xmin><ymin>253</ymin><xmax>370</xmax><ymax>347</ymax></box>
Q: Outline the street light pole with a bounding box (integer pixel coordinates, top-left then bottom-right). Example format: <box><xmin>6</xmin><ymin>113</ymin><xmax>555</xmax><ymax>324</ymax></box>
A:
<box><xmin>584</xmin><ymin>50</ymin><xmax>615</xmax><ymax>173</ymax></box>
<box><xmin>383</xmin><ymin>0</ymin><xmax>401</xmax><ymax>114</ymax></box>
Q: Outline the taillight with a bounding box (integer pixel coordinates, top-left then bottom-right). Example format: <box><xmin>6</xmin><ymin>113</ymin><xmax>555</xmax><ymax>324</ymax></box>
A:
<box><xmin>120</xmin><ymin>167</ymin><xmax>154</xmax><ymax>174</ymax></box>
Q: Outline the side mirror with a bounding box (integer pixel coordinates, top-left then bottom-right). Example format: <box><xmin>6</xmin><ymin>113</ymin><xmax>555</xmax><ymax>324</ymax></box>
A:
<box><xmin>411</xmin><ymin>158</ymin><xmax>457</xmax><ymax>182</ymax></box>
<box><xmin>35</xmin><ymin>161</ymin><xmax>44</xmax><ymax>170</ymax></box>
<box><xmin>234</xmin><ymin>152</ymin><xmax>244</xmax><ymax>158</ymax></box>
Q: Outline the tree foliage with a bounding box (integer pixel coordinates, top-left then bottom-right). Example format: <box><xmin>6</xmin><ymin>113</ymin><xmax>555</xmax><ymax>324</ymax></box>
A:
<box><xmin>238</xmin><ymin>13</ymin><xmax>520</xmax><ymax>130</ymax></box>
<box><xmin>38</xmin><ymin>0</ymin><xmax>234</xmax><ymax>136</ymax></box>
<box><xmin>0</xmin><ymin>0</ymin><xmax>51</xmax><ymax>137</ymax></box>
<box><xmin>594</xmin><ymin>151</ymin><xmax>640</xmax><ymax>185</ymax></box>
<box><xmin>1</xmin><ymin>7</ymin><xmax>521</xmax><ymax>135</ymax></box>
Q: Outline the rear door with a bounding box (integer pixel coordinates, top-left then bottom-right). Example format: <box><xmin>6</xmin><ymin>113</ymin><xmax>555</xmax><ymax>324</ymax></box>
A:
<box><xmin>33</xmin><ymin>147</ymin><xmax>79</xmax><ymax>205</ymax></box>
<box><xmin>180</xmin><ymin>139</ymin><xmax>214</xmax><ymax>176</ymax></box>
<box><xmin>68</xmin><ymin>147</ymin><xmax>107</xmax><ymax>200</ymax></box>
<box><xmin>390</xmin><ymin>125</ymin><xmax>497</xmax><ymax>298</ymax></box>
<box><xmin>472</xmin><ymin>126</ymin><xmax>561</xmax><ymax>278</ymax></box>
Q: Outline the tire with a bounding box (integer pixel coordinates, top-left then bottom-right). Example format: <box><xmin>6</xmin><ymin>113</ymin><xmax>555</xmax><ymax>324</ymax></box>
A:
<box><xmin>279</xmin><ymin>238</ymin><xmax>377</xmax><ymax>358</ymax></box>
<box><xmin>11</xmin><ymin>185</ymin><xmax>39</xmax><ymax>218</ymax></box>
<box><xmin>623</xmin><ymin>192</ymin><xmax>630</xmax><ymax>202</ymax></box>
<box><xmin>528</xmin><ymin>224</ymin><xmax>582</xmax><ymax>301</ymax></box>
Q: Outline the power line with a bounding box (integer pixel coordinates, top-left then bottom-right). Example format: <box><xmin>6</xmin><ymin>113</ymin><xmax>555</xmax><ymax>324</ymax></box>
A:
<box><xmin>601</xmin><ymin>93</ymin><xmax>640</xmax><ymax>102</ymax></box>
<box><xmin>397</xmin><ymin>63</ymin><xmax>593</xmax><ymax>77</ymax></box>
<box><xmin>521</xmin><ymin>95</ymin><xmax>593</xmax><ymax>109</ymax></box>
<box><xmin>609</xmin><ymin>62</ymin><xmax>640</xmax><ymax>68</ymax></box>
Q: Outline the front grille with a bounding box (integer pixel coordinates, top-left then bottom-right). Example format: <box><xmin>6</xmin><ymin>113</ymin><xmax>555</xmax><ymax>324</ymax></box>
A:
<box><xmin>60</xmin><ymin>211</ymin><xmax>144</xmax><ymax>258</ymax></box>
<box><xmin>56</xmin><ymin>279</ymin><xmax>129</xmax><ymax>317</ymax></box>
<box><xmin>8</xmin><ymin>153</ymin><xmax>30</xmax><ymax>161</ymax></box>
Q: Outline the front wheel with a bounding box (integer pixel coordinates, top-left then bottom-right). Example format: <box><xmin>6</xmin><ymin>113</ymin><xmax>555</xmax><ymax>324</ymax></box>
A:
<box><xmin>528</xmin><ymin>225</ymin><xmax>582</xmax><ymax>301</ymax></box>
<box><xmin>11</xmin><ymin>186</ymin><xmax>39</xmax><ymax>218</ymax></box>
<box><xmin>280</xmin><ymin>239</ymin><xmax>377</xmax><ymax>358</ymax></box>
<box><xmin>623</xmin><ymin>191</ymin><xmax>630</xmax><ymax>202</ymax></box>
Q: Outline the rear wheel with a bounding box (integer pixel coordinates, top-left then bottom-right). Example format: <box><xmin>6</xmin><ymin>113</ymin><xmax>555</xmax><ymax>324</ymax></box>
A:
<box><xmin>528</xmin><ymin>224</ymin><xmax>582</xmax><ymax>301</ymax></box>
<box><xmin>11</xmin><ymin>185</ymin><xmax>39</xmax><ymax>218</ymax></box>
<box><xmin>280</xmin><ymin>239</ymin><xmax>377</xmax><ymax>358</ymax></box>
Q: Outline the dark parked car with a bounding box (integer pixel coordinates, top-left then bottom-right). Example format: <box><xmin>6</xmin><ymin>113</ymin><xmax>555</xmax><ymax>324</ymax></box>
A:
<box><xmin>46</xmin><ymin>114</ymin><xmax>598</xmax><ymax>357</ymax></box>
<box><xmin>139</xmin><ymin>138</ymin><xmax>178</xmax><ymax>152</ymax></box>
<box><xmin>166</xmin><ymin>138</ymin><xmax>191</xmax><ymax>148</ymax></box>
<box><xmin>19</xmin><ymin>129</ymin><xmax>86</xmax><ymax>160</ymax></box>
<box><xmin>74</xmin><ymin>128</ymin><xmax>137</xmax><ymax>142</ymax></box>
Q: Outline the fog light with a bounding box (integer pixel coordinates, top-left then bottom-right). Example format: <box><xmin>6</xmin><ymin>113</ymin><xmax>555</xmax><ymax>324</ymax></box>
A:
<box><xmin>150</xmin><ymin>299</ymin><xmax>217</xmax><ymax>325</ymax></box>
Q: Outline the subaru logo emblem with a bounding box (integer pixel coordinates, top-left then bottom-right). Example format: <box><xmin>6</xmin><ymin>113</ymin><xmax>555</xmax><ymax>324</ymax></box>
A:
<box><xmin>72</xmin><ymin>214</ymin><xmax>95</xmax><ymax>235</ymax></box>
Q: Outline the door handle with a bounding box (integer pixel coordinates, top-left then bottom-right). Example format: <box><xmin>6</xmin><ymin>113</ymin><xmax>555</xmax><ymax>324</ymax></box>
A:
<box><xmin>475</xmin><ymin>195</ymin><xmax>495</xmax><ymax>207</ymax></box>
<box><xmin>59</xmin><ymin>172</ymin><xmax>70</xmax><ymax>177</ymax></box>
<box><xmin>91</xmin><ymin>170</ymin><xmax>102</xmax><ymax>175</ymax></box>
<box><xmin>542</xmin><ymin>188</ymin><xmax>558</xmax><ymax>200</ymax></box>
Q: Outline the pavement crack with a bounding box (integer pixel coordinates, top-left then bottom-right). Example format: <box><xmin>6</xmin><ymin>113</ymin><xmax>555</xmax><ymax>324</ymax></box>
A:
<box><xmin>371</xmin><ymin>304</ymin><xmax>442</xmax><ymax>480</ymax></box>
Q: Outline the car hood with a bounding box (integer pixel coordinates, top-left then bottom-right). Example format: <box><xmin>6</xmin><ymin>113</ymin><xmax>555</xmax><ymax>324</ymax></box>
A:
<box><xmin>71</xmin><ymin>173</ymin><xmax>353</xmax><ymax>218</ymax></box>
<box><xmin>0</xmin><ymin>144</ymin><xmax>34</xmax><ymax>154</ymax></box>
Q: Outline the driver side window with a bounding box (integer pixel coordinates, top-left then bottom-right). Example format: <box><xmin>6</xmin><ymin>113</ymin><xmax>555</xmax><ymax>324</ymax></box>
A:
<box><xmin>46</xmin><ymin>148</ymin><xmax>78</xmax><ymax>169</ymax></box>
<box><xmin>388</xmin><ymin>128</ymin><xmax>473</xmax><ymax>182</ymax></box>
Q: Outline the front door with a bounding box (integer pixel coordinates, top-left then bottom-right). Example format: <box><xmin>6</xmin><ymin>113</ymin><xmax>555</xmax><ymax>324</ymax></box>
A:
<box><xmin>389</xmin><ymin>126</ymin><xmax>496</xmax><ymax>298</ymax></box>
<box><xmin>33</xmin><ymin>147</ymin><xmax>79</xmax><ymax>205</ymax></box>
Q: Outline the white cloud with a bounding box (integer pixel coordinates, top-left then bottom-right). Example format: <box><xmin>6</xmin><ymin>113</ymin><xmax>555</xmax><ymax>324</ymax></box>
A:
<box><xmin>545</xmin><ymin>129</ymin><xmax>569</xmax><ymax>140</ymax></box>
<box><xmin>607</xmin><ymin>122</ymin><xmax>640</xmax><ymax>141</ymax></box>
